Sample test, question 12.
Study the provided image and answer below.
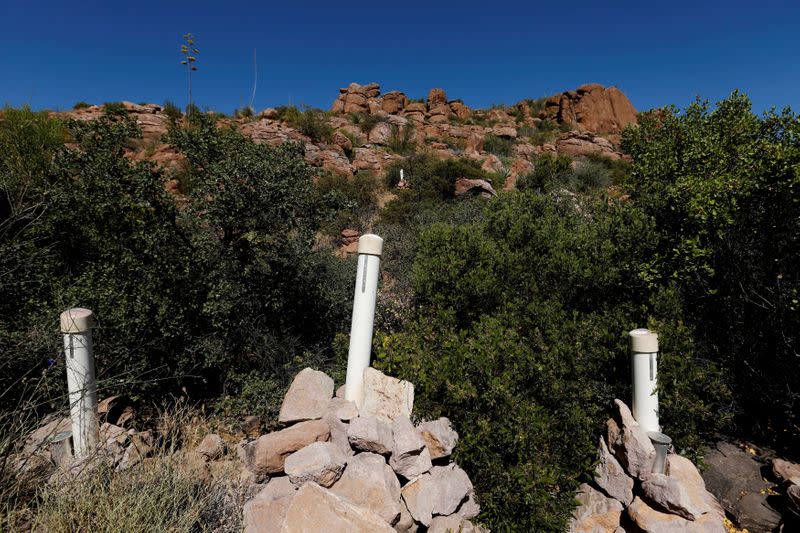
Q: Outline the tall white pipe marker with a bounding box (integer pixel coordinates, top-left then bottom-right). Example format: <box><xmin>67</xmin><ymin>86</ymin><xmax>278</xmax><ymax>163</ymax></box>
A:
<box><xmin>344</xmin><ymin>234</ymin><xmax>383</xmax><ymax>408</ymax></box>
<box><xmin>630</xmin><ymin>328</ymin><xmax>660</xmax><ymax>433</ymax></box>
<box><xmin>60</xmin><ymin>308</ymin><xmax>99</xmax><ymax>459</ymax></box>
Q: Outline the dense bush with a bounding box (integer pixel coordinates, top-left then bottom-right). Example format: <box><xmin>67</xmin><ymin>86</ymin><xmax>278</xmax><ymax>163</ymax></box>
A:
<box><xmin>313</xmin><ymin>170</ymin><xmax>381</xmax><ymax>234</ymax></box>
<box><xmin>375</xmin><ymin>192</ymin><xmax>730</xmax><ymax>531</ymax></box>
<box><xmin>622</xmin><ymin>92</ymin><xmax>800</xmax><ymax>448</ymax></box>
<box><xmin>0</xmin><ymin>109</ymin><xmax>351</xmax><ymax>415</ymax></box>
<box><xmin>482</xmin><ymin>133</ymin><xmax>513</xmax><ymax>156</ymax></box>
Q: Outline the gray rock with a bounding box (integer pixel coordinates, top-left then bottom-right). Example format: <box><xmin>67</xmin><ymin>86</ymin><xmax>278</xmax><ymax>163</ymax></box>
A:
<box><xmin>701</xmin><ymin>440</ymin><xmax>782</xmax><ymax>532</ymax></box>
<box><xmin>417</xmin><ymin>418</ymin><xmax>458</xmax><ymax>460</ymax></box>
<box><xmin>456</xmin><ymin>491</ymin><xmax>480</xmax><ymax>520</ymax></box>
<box><xmin>250</xmin><ymin>476</ymin><xmax>297</xmax><ymax>502</ymax></box>
<box><xmin>428</xmin><ymin>515</ymin><xmax>473</xmax><ymax>533</ymax></box>
<box><xmin>348</xmin><ymin>416</ymin><xmax>393</xmax><ymax>455</ymax></box>
<box><xmin>606</xmin><ymin>399</ymin><xmax>656</xmax><ymax>480</ymax></box>
<box><xmin>401</xmin><ymin>473</ymin><xmax>435</xmax><ymax>526</ymax></box>
<box><xmin>323</xmin><ymin>401</ymin><xmax>355</xmax><ymax>458</ymax></box>
<box><xmin>284</xmin><ymin>441</ymin><xmax>346</xmax><ymax>487</ymax></box>
<box><xmin>278</xmin><ymin>368</ymin><xmax>334</xmax><ymax>424</ymax></box>
<box><xmin>641</xmin><ymin>473</ymin><xmax>708</xmax><ymax>520</ymax></box>
<box><xmin>394</xmin><ymin>497</ymin><xmax>418</xmax><ymax>533</ymax></box>
<box><xmin>568</xmin><ymin>483</ymin><xmax>623</xmax><ymax>533</ymax></box>
<box><xmin>330</xmin><ymin>452</ymin><xmax>402</xmax><ymax>525</ymax></box>
<box><xmin>361</xmin><ymin>367</ymin><xmax>414</xmax><ymax>424</ymax></box>
<box><xmin>595</xmin><ymin>437</ymin><xmax>634</xmax><ymax>505</ymax></box>
<box><xmin>390</xmin><ymin>417</ymin><xmax>432</xmax><ymax>479</ymax></box>
<box><xmin>429</xmin><ymin>464</ymin><xmax>473</xmax><ymax>516</ymax></box>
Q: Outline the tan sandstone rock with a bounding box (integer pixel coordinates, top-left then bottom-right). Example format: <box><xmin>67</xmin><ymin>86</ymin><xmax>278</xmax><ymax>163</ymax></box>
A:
<box><xmin>282</xmin><ymin>482</ymin><xmax>394</xmax><ymax>532</ymax></box>
<box><xmin>243</xmin><ymin>419</ymin><xmax>330</xmax><ymax>476</ymax></box>
<box><xmin>568</xmin><ymin>483</ymin><xmax>624</xmax><ymax>533</ymax></box>
<box><xmin>278</xmin><ymin>367</ymin><xmax>334</xmax><ymax>424</ymax></box>
<box><xmin>606</xmin><ymin>399</ymin><xmax>656</xmax><ymax>480</ymax></box>
<box><xmin>417</xmin><ymin>418</ymin><xmax>458</xmax><ymax>460</ymax></box>
<box><xmin>390</xmin><ymin>416</ymin><xmax>432</xmax><ymax>479</ymax></box>
<box><xmin>627</xmin><ymin>496</ymin><xmax>725</xmax><ymax>533</ymax></box>
<box><xmin>348</xmin><ymin>415</ymin><xmax>394</xmax><ymax>455</ymax></box>
<box><xmin>195</xmin><ymin>433</ymin><xmax>225</xmax><ymax>460</ymax></box>
<box><xmin>284</xmin><ymin>441</ymin><xmax>345</xmax><ymax>487</ymax></box>
<box><xmin>594</xmin><ymin>437</ymin><xmax>634</xmax><ymax>506</ymax></box>
<box><xmin>330</xmin><ymin>451</ymin><xmax>402</xmax><ymax>525</ymax></box>
<box><xmin>360</xmin><ymin>367</ymin><xmax>414</xmax><ymax>424</ymax></box>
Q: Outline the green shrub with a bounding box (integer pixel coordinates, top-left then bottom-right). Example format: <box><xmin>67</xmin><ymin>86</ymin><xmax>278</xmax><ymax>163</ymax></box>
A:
<box><xmin>280</xmin><ymin>106</ymin><xmax>332</xmax><ymax>143</ymax></box>
<box><xmin>483</xmin><ymin>134</ymin><xmax>513</xmax><ymax>157</ymax></box>
<box><xmin>102</xmin><ymin>101</ymin><xmax>127</xmax><ymax>117</ymax></box>
<box><xmin>382</xmin><ymin>153</ymin><xmax>490</xmax><ymax>204</ymax></box>
<box><xmin>313</xmin><ymin>170</ymin><xmax>381</xmax><ymax>234</ymax></box>
<box><xmin>234</xmin><ymin>106</ymin><xmax>255</xmax><ymax>119</ymax></box>
<box><xmin>622</xmin><ymin>91</ymin><xmax>800</xmax><ymax>447</ymax></box>
<box><xmin>349</xmin><ymin>113</ymin><xmax>385</xmax><ymax>134</ymax></box>
<box><xmin>517</xmin><ymin>154</ymin><xmax>573</xmax><ymax>192</ymax></box>
<box><xmin>387</xmin><ymin>124</ymin><xmax>416</xmax><ymax>155</ymax></box>
<box><xmin>162</xmin><ymin>100</ymin><xmax>183</xmax><ymax>122</ymax></box>
<box><xmin>72</xmin><ymin>101</ymin><xmax>91</xmax><ymax>110</ymax></box>
<box><xmin>375</xmin><ymin>192</ymin><xmax>731</xmax><ymax>530</ymax></box>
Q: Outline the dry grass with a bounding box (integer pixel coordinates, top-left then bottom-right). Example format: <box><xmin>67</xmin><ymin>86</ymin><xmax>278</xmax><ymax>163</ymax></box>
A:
<box><xmin>0</xmin><ymin>401</ymin><xmax>248</xmax><ymax>532</ymax></box>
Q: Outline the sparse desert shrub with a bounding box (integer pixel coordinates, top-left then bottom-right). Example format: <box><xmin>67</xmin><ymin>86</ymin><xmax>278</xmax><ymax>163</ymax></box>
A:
<box><xmin>73</xmin><ymin>101</ymin><xmax>91</xmax><ymax>110</ymax></box>
<box><xmin>280</xmin><ymin>106</ymin><xmax>332</xmax><ymax>143</ymax></box>
<box><xmin>483</xmin><ymin>134</ymin><xmax>513</xmax><ymax>157</ymax></box>
<box><xmin>387</xmin><ymin>123</ymin><xmax>416</xmax><ymax>155</ymax></box>
<box><xmin>102</xmin><ymin>101</ymin><xmax>127</xmax><ymax>117</ymax></box>
<box><xmin>162</xmin><ymin>100</ymin><xmax>183</xmax><ymax>122</ymax></box>
<box><xmin>234</xmin><ymin>106</ymin><xmax>255</xmax><ymax>119</ymax></box>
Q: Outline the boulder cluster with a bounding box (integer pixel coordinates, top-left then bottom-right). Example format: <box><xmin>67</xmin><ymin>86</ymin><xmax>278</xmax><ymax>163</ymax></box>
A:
<box><xmin>239</xmin><ymin>367</ymin><xmax>484</xmax><ymax>533</ymax></box>
<box><xmin>543</xmin><ymin>83</ymin><xmax>638</xmax><ymax>133</ymax></box>
<box><xmin>569</xmin><ymin>400</ymin><xmax>727</xmax><ymax>533</ymax></box>
<box><xmin>331</xmin><ymin>83</ymin><xmax>473</xmax><ymax>125</ymax></box>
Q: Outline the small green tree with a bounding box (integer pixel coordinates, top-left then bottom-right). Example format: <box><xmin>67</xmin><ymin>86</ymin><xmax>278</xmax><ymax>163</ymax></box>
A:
<box><xmin>180</xmin><ymin>33</ymin><xmax>199</xmax><ymax>118</ymax></box>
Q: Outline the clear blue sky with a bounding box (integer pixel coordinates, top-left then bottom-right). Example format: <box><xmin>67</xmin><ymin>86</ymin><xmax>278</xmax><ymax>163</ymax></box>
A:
<box><xmin>3</xmin><ymin>0</ymin><xmax>799</xmax><ymax>114</ymax></box>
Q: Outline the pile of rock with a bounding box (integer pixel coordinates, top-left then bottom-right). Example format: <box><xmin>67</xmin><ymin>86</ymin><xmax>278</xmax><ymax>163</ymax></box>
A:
<box><xmin>330</xmin><ymin>83</ymin><xmax>473</xmax><ymax>125</ymax></box>
<box><xmin>569</xmin><ymin>400</ymin><xmax>726</xmax><ymax>533</ymax></box>
<box><xmin>240</xmin><ymin>367</ymin><xmax>484</xmax><ymax>533</ymax></box>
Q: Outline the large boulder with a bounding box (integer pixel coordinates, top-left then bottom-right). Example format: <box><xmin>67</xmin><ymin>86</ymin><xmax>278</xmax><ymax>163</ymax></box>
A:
<box><xmin>606</xmin><ymin>399</ymin><xmax>656</xmax><ymax>480</ymax></box>
<box><xmin>281</xmin><ymin>482</ymin><xmax>394</xmax><ymax>532</ymax></box>
<box><xmin>641</xmin><ymin>473</ymin><xmax>709</xmax><ymax>520</ymax></box>
<box><xmin>701</xmin><ymin>440</ymin><xmax>782</xmax><ymax>532</ymax></box>
<box><xmin>543</xmin><ymin>84</ymin><xmax>637</xmax><ymax>133</ymax></box>
<box><xmin>242</xmin><ymin>419</ymin><xmax>330</xmax><ymax>476</ymax></box>
<box><xmin>626</xmin><ymin>496</ymin><xmax>726</xmax><ymax>533</ymax></box>
<box><xmin>568</xmin><ymin>483</ymin><xmax>624</xmax><ymax>533</ymax></box>
<box><xmin>330</xmin><ymin>452</ymin><xmax>402</xmax><ymax>525</ymax></box>
<box><xmin>284</xmin><ymin>441</ymin><xmax>346</xmax><ymax>487</ymax></box>
<box><xmin>417</xmin><ymin>418</ymin><xmax>458</xmax><ymax>460</ymax></box>
<box><xmin>278</xmin><ymin>367</ymin><xmax>334</xmax><ymax>424</ymax></box>
<box><xmin>369</xmin><ymin>122</ymin><xmax>392</xmax><ymax>145</ymax></box>
<box><xmin>428</xmin><ymin>88</ymin><xmax>447</xmax><ymax>108</ymax></box>
<box><xmin>594</xmin><ymin>438</ymin><xmax>634</xmax><ymax>506</ymax></box>
<box><xmin>347</xmin><ymin>415</ymin><xmax>393</xmax><ymax>455</ymax></box>
<box><xmin>389</xmin><ymin>416</ymin><xmax>432</xmax><ymax>479</ymax></box>
<box><xmin>360</xmin><ymin>367</ymin><xmax>414</xmax><ymax>424</ymax></box>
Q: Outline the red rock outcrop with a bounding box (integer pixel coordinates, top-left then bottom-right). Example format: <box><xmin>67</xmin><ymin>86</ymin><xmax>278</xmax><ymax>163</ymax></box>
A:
<box><xmin>543</xmin><ymin>83</ymin><xmax>637</xmax><ymax>133</ymax></box>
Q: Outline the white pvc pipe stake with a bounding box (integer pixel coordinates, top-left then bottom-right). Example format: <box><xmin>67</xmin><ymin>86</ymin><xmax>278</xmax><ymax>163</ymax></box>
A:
<box><xmin>630</xmin><ymin>328</ymin><xmax>660</xmax><ymax>433</ymax></box>
<box><xmin>60</xmin><ymin>308</ymin><xmax>99</xmax><ymax>459</ymax></box>
<box><xmin>344</xmin><ymin>234</ymin><xmax>383</xmax><ymax>408</ymax></box>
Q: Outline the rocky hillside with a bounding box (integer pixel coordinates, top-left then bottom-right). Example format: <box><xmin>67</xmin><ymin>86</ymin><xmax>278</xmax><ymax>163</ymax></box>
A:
<box><xmin>55</xmin><ymin>82</ymin><xmax>638</xmax><ymax>191</ymax></box>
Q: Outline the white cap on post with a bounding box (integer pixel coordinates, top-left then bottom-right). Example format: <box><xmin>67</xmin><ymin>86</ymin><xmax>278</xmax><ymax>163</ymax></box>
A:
<box><xmin>630</xmin><ymin>328</ymin><xmax>658</xmax><ymax>353</ymax></box>
<box><xmin>60</xmin><ymin>308</ymin><xmax>95</xmax><ymax>334</ymax></box>
<box><xmin>357</xmin><ymin>234</ymin><xmax>383</xmax><ymax>257</ymax></box>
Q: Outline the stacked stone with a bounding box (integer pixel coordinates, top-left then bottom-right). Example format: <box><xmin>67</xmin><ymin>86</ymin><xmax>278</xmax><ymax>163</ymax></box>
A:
<box><xmin>240</xmin><ymin>367</ymin><xmax>484</xmax><ymax>533</ymax></box>
<box><xmin>569</xmin><ymin>400</ymin><xmax>726</xmax><ymax>533</ymax></box>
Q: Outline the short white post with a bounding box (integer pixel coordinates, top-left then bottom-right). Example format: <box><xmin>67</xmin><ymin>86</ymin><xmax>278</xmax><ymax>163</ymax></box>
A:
<box><xmin>630</xmin><ymin>328</ymin><xmax>660</xmax><ymax>433</ymax></box>
<box><xmin>60</xmin><ymin>308</ymin><xmax>99</xmax><ymax>459</ymax></box>
<box><xmin>344</xmin><ymin>234</ymin><xmax>383</xmax><ymax>408</ymax></box>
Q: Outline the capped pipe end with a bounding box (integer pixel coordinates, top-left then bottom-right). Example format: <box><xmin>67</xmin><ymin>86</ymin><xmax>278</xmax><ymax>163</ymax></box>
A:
<box><xmin>60</xmin><ymin>308</ymin><xmax>95</xmax><ymax>333</ymax></box>
<box><xmin>357</xmin><ymin>234</ymin><xmax>383</xmax><ymax>257</ymax></box>
<box><xmin>629</xmin><ymin>328</ymin><xmax>658</xmax><ymax>353</ymax></box>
